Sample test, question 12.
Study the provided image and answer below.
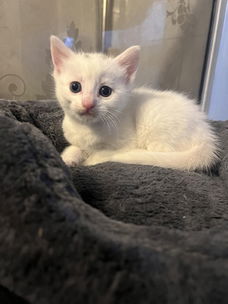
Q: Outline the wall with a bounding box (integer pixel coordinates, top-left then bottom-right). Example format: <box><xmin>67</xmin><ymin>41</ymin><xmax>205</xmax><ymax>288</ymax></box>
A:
<box><xmin>203</xmin><ymin>0</ymin><xmax>228</xmax><ymax>121</ymax></box>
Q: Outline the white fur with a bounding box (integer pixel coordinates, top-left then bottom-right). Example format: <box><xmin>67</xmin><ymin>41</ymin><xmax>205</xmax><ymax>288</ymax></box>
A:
<box><xmin>50</xmin><ymin>36</ymin><xmax>219</xmax><ymax>171</ymax></box>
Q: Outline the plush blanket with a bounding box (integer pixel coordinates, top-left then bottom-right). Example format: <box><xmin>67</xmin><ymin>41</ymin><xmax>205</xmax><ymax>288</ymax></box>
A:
<box><xmin>0</xmin><ymin>99</ymin><xmax>228</xmax><ymax>304</ymax></box>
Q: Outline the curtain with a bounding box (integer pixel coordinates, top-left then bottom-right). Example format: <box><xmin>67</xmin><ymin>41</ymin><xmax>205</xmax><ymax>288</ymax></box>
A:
<box><xmin>0</xmin><ymin>0</ymin><xmax>213</xmax><ymax>101</ymax></box>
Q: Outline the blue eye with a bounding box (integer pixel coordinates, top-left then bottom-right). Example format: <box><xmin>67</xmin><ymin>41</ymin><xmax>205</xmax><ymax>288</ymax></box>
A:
<box><xmin>70</xmin><ymin>81</ymin><xmax>81</xmax><ymax>93</ymax></box>
<box><xmin>99</xmin><ymin>86</ymin><xmax>112</xmax><ymax>97</ymax></box>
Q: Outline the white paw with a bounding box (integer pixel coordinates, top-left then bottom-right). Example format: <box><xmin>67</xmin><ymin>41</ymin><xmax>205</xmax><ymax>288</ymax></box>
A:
<box><xmin>61</xmin><ymin>146</ymin><xmax>83</xmax><ymax>166</ymax></box>
<box><xmin>61</xmin><ymin>154</ymin><xmax>80</xmax><ymax>166</ymax></box>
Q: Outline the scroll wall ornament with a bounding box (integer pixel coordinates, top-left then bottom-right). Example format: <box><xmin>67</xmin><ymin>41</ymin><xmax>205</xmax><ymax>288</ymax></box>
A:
<box><xmin>167</xmin><ymin>0</ymin><xmax>195</xmax><ymax>33</ymax></box>
<box><xmin>36</xmin><ymin>22</ymin><xmax>81</xmax><ymax>100</ymax></box>
<box><xmin>0</xmin><ymin>74</ymin><xmax>26</xmax><ymax>100</ymax></box>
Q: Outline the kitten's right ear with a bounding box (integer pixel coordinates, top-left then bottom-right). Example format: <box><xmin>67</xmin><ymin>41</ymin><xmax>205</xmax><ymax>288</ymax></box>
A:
<box><xmin>50</xmin><ymin>35</ymin><xmax>73</xmax><ymax>73</ymax></box>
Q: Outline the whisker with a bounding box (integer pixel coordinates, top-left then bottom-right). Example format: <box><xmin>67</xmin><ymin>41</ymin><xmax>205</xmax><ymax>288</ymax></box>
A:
<box><xmin>107</xmin><ymin>111</ymin><xmax>120</xmax><ymax>126</ymax></box>
<box><xmin>104</xmin><ymin>112</ymin><xmax>118</xmax><ymax>131</ymax></box>
<box><xmin>103</xmin><ymin>113</ymin><xmax>116</xmax><ymax>131</ymax></box>
<box><xmin>100</xmin><ymin>113</ymin><xmax>112</xmax><ymax>134</ymax></box>
<box><xmin>97</xmin><ymin>106</ymin><xmax>121</xmax><ymax>135</ymax></box>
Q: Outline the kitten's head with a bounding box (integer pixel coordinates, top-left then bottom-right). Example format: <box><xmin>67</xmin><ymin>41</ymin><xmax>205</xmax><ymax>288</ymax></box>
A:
<box><xmin>50</xmin><ymin>36</ymin><xmax>140</xmax><ymax>124</ymax></box>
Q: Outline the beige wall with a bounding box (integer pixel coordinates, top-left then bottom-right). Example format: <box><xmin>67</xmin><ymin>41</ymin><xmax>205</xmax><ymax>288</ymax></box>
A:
<box><xmin>0</xmin><ymin>0</ymin><xmax>213</xmax><ymax>101</ymax></box>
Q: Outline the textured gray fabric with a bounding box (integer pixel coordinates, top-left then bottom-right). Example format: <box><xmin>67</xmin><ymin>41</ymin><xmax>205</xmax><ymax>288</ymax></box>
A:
<box><xmin>0</xmin><ymin>99</ymin><xmax>228</xmax><ymax>304</ymax></box>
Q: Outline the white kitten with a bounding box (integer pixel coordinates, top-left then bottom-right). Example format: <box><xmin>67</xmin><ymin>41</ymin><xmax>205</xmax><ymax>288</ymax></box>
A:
<box><xmin>50</xmin><ymin>35</ymin><xmax>219</xmax><ymax>170</ymax></box>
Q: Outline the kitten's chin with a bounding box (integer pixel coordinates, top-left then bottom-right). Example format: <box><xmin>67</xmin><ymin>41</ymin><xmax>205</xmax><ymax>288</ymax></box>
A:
<box><xmin>77</xmin><ymin>114</ymin><xmax>100</xmax><ymax>124</ymax></box>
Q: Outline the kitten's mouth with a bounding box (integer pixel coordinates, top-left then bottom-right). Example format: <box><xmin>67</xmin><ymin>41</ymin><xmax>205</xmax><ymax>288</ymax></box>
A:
<box><xmin>78</xmin><ymin>109</ymin><xmax>96</xmax><ymax>117</ymax></box>
<box><xmin>80</xmin><ymin>111</ymin><xmax>93</xmax><ymax>116</ymax></box>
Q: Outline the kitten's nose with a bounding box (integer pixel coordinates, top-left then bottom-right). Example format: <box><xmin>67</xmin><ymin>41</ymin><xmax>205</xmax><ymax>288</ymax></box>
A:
<box><xmin>82</xmin><ymin>98</ymin><xmax>95</xmax><ymax>111</ymax></box>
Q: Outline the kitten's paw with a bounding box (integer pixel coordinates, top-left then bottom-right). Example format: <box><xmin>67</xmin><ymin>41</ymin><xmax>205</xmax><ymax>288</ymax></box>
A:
<box><xmin>61</xmin><ymin>146</ymin><xmax>83</xmax><ymax>166</ymax></box>
<box><xmin>62</xmin><ymin>154</ymin><xmax>80</xmax><ymax>166</ymax></box>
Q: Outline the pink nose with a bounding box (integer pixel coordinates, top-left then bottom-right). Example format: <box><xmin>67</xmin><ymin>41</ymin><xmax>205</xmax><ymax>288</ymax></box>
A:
<box><xmin>82</xmin><ymin>98</ymin><xmax>95</xmax><ymax>110</ymax></box>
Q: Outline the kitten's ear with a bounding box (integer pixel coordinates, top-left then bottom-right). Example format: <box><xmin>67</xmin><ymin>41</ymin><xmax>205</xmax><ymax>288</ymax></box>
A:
<box><xmin>50</xmin><ymin>35</ymin><xmax>74</xmax><ymax>73</ymax></box>
<box><xmin>114</xmin><ymin>46</ymin><xmax>140</xmax><ymax>83</ymax></box>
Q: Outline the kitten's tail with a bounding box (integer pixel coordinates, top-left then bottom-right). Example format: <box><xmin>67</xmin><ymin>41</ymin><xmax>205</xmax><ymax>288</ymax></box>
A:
<box><xmin>111</xmin><ymin>144</ymin><xmax>219</xmax><ymax>171</ymax></box>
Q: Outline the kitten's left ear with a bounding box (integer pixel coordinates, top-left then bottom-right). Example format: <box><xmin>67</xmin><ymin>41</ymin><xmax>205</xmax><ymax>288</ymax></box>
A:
<box><xmin>114</xmin><ymin>45</ymin><xmax>140</xmax><ymax>83</ymax></box>
<box><xmin>50</xmin><ymin>35</ymin><xmax>74</xmax><ymax>73</ymax></box>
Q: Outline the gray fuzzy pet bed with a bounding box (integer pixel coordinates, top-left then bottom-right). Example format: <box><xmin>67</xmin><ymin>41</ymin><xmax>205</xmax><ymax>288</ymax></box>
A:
<box><xmin>0</xmin><ymin>99</ymin><xmax>228</xmax><ymax>304</ymax></box>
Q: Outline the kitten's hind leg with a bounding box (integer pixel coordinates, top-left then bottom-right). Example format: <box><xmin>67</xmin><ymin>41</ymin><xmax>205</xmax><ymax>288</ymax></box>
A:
<box><xmin>85</xmin><ymin>147</ymin><xmax>216</xmax><ymax>170</ymax></box>
<box><xmin>61</xmin><ymin>145</ymin><xmax>83</xmax><ymax>166</ymax></box>
<box><xmin>84</xmin><ymin>150</ymin><xmax>117</xmax><ymax>166</ymax></box>
<box><xmin>84</xmin><ymin>149</ymin><xmax>143</xmax><ymax>166</ymax></box>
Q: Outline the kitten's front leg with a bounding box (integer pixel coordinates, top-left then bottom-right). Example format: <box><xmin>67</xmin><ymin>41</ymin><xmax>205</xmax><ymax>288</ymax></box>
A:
<box><xmin>61</xmin><ymin>145</ymin><xmax>84</xmax><ymax>166</ymax></box>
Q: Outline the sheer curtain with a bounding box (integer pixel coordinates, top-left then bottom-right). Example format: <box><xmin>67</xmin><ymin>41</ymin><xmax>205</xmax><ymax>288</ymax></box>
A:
<box><xmin>0</xmin><ymin>0</ymin><xmax>213</xmax><ymax>101</ymax></box>
<box><xmin>0</xmin><ymin>0</ymin><xmax>102</xmax><ymax>100</ymax></box>
<box><xmin>104</xmin><ymin>0</ymin><xmax>213</xmax><ymax>99</ymax></box>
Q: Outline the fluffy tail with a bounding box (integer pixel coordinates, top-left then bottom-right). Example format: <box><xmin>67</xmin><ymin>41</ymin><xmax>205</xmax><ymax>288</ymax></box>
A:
<box><xmin>111</xmin><ymin>144</ymin><xmax>219</xmax><ymax>171</ymax></box>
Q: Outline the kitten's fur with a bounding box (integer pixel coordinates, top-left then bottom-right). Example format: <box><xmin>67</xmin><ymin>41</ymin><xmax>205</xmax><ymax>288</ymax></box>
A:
<box><xmin>50</xmin><ymin>35</ymin><xmax>218</xmax><ymax>170</ymax></box>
